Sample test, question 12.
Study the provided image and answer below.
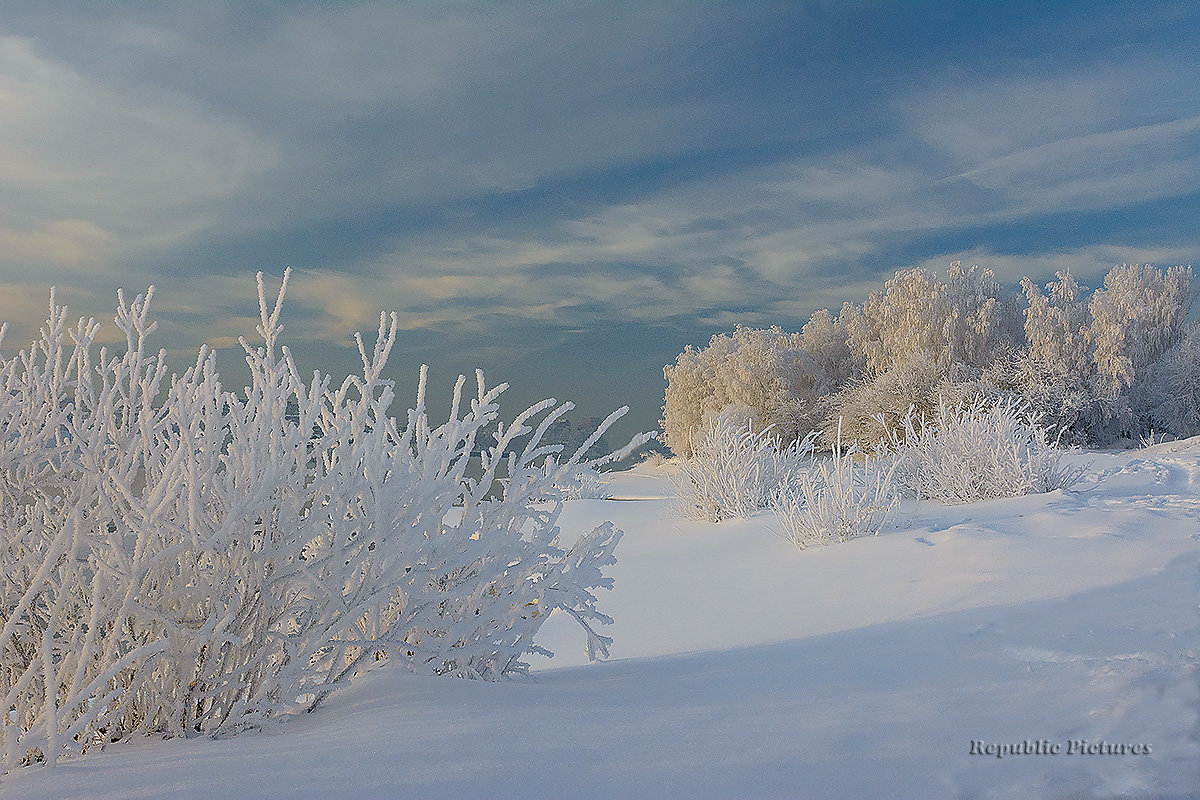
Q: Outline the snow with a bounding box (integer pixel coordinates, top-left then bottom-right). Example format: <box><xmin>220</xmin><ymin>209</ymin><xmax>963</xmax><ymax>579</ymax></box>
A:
<box><xmin>5</xmin><ymin>446</ymin><xmax>1199</xmax><ymax>799</ymax></box>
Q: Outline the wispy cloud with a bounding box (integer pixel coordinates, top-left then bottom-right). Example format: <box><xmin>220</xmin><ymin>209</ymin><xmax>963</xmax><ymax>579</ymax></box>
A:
<box><xmin>943</xmin><ymin>116</ymin><xmax>1200</xmax><ymax>215</ymax></box>
<box><xmin>0</xmin><ymin>35</ymin><xmax>277</xmax><ymax>280</ymax></box>
<box><xmin>902</xmin><ymin>56</ymin><xmax>1200</xmax><ymax>218</ymax></box>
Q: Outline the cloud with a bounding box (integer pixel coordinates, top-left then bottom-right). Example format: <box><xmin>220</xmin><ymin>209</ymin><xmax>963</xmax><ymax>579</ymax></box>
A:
<box><xmin>0</xmin><ymin>35</ymin><xmax>277</xmax><ymax>276</ymax></box>
<box><xmin>9</xmin><ymin>2</ymin><xmax>786</xmax><ymax>240</ymax></box>
<box><xmin>0</xmin><ymin>219</ymin><xmax>114</xmax><ymax>268</ymax></box>
<box><xmin>292</xmin><ymin>132</ymin><xmax>1199</xmax><ymax>341</ymax></box>
<box><xmin>945</xmin><ymin>116</ymin><xmax>1200</xmax><ymax>214</ymax></box>
<box><xmin>396</xmin><ymin>159</ymin><xmax>937</xmax><ymax>283</ymax></box>
<box><xmin>901</xmin><ymin>57</ymin><xmax>1200</xmax><ymax>219</ymax></box>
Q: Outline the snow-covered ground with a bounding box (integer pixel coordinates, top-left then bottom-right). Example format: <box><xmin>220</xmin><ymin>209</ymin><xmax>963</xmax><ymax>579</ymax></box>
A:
<box><xmin>5</xmin><ymin>444</ymin><xmax>1199</xmax><ymax>799</ymax></box>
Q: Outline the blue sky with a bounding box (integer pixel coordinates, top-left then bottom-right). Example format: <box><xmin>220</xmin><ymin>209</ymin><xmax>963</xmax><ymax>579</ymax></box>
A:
<box><xmin>2</xmin><ymin>1</ymin><xmax>1199</xmax><ymax>437</ymax></box>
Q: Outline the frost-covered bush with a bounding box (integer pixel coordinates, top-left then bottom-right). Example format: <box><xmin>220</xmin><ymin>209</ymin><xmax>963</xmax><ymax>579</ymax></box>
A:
<box><xmin>771</xmin><ymin>422</ymin><xmax>899</xmax><ymax>549</ymax></box>
<box><xmin>818</xmin><ymin>358</ymin><xmax>998</xmax><ymax>451</ymax></box>
<box><xmin>883</xmin><ymin>396</ymin><xmax>1081</xmax><ymax>504</ymax></box>
<box><xmin>819</xmin><ymin>357</ymin><xmax>941</xmax><ymax>451</ymax></box>
<box><xmin>0</xmin><ymin>272</ymin><xmax>651</xmax><ymax>770</ymax></box>
<box><xmin>672</xmin><ymin>413</ymin><xmax>812</xmax><ymax>522</ymax></box>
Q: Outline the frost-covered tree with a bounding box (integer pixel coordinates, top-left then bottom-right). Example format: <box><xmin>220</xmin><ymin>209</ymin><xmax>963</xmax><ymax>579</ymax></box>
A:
<box><xmin>1144</xmin><ymin>322</ymin><xmax>1200</xmax><ymax>439</ymax></box>
<box><xmin>944</xmin><ymin>262</ymin><xmax>1019</xmax><ymax>368</ymax></box>
<box><xmin>1089</xmin><ymin>263</ymin><xmax>1195</xmax><ymax>401</ymax></box>
<box><xmin>844</xmin><ymin>264</ymin><xmax>1013</xmax><ymax>378</ymax></box>
<box><xmin>1006</xmin><ymin>270</ymin><xmax>1099</xmax><ymax>441</ymax></box>
<box><xmin>1005</xmin><ymin>264</ymin><xmax>1195</xmax><ymax>443</ymax></box>
<box><xmin>661</xmin><ymin>326</ymin><xmax>818</xmax><ymax>456</ymax></box>
<box><xmin>799</xmin><ymin>305</ymin><xmax>861</xmax><ymax>392</ymax></box>
<box><xmin>845</xmin><ymin>267</ymin><xmax>952</xmax><ymax>376</ymax></box>
<box><xmin>1021</xmin><ymin>270</ymin><xmax>1091</xmax><ymax>374</ymax></box>
<box><xmin>660</xmin><ymin>308</ymin><xmax>866</xmax><ymax>457</ymax></box>
<box><xmin>819</xmin><ymin>356</ymin><xmax>942</xmax><ymax>450</ymax></box>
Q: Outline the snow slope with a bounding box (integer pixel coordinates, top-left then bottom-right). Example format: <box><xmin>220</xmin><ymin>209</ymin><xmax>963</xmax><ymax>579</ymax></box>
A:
<box><xmin>5</xmin><ymin>445</ymin><xmax>1199</xmax><ymax>799</ymax></box>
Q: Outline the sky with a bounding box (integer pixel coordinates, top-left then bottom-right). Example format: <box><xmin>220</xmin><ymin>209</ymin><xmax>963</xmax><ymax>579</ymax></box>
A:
<box><xmin>2</xmin><ymin>1</ymin><xmax>1199</xmax><ymax>440</ymax></box>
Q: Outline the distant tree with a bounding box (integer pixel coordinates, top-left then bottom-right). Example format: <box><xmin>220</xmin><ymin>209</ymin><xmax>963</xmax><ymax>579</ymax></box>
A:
<box><xmin>799</xmin><ymin>305</ymin><xmax>861</xmax><ymax>391</ymax></box>
<box><xmin>1145</xmin><ymin>321</ymin><xmax>1200</xmax><ymax>439</ymax></box>
<box><xmin>1089</xmin><ymin>263</ymin><xmax>1194</xmax><ymax>401</ymax></box>
<box><xmin>1021</xmin><ymin>270</ymin><xmax>1091</xmax><ymax>374</ymax></box>
<box><xmin>944</xmin><ymin>262</ymin><xmax>1019</xmax><ymax>368</ymax></box>
<box><xmin>663</xmin><ymin>260</ymin><xmax>1197</xmax><ymax>454</ymax></box>
<box><xmin>1008</xmin><ymin>264</ymin><xmax>1198</xmax><ymax>442</ymax></box>
<box><xmin>660</xmin><ymin>305</ymin><xmax>872</xmax><ymax>457</ymax></box>
<box><xmin>661</xmin><ymin>326</ymin><xmax>816</xmax><ymax>456</ymax></box>
<box><xmin>844</xmin><ymin>264</ymin><xmax>1013</xmax><ymax>378</ymax></box>
<box><xmin>1008</xmin><ymin>270</ymin><xmax>1099</xmax><ymax>441</ymax></box>
<box><xmin>845</xmin><ymin>267</ymin><xmax>952</xmax><ymax>376</ymax></box>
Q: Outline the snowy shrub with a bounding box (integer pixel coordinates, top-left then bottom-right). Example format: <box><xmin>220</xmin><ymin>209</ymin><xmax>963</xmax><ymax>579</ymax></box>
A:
<box><xmin>771</xmin><ymin>422</ymin><xmax>899</xmax><ymax>548</ymax></box>
<box><xmin>1138</xmin><ymin>429</ymin><xmax>1172</xmax><ymax>448</ymax></box>
<box><xmin>672</xmin><ymin>413</ymin><xmax>813</xmax><ymax>522</ymax></box>
<box><xmin>819</xmin><ymin>356</ymin><xmax>944</xmax><ymax>451</ymax></box>
<box><xmin>0</xmin><ymin>272</ymin><xmax>652</xmax><ymax>770</ymax></box>
<box><xmin>638</xmin><ymin>449</ymin><xmax>668</xmax><ymax>468</ymax></box>
<box><xmin>983</xmin><ymin>352</ymin><xmax>1098</xmax><ymax>448</ymax></box>
<box><xmin>883</xmin><ymin>396</ymin><xmax>1082</xmax><ymax>504</ymax></box>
